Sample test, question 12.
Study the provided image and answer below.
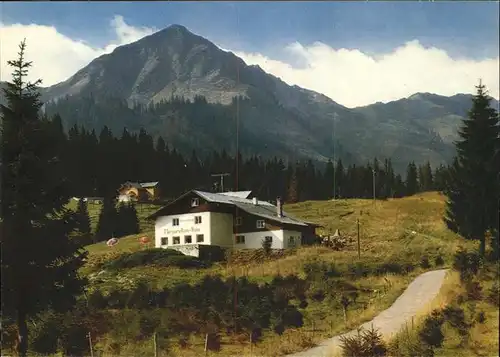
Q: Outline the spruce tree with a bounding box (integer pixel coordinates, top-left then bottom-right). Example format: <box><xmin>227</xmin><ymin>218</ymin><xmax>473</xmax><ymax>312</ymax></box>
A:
<box><xmin>126</xmin><ymin>203</ymin><xmax>141</xmax><ymax>235</ymax></box>
<box><xmin>0</xmin><ymin>40</ymin><xmax>87</xmax><ymax>356</ymax></box>
<box><xmin>95</xmin><ymin>197</ymin><xmax>118</xmax><ymax>241</ymax></box>
<box><xmin>444</xmin><ymin>82</ymin><xmax>500</xmax><ymax>257</ymax></box>
<box><xmin>75</xmin><ymin>198</ymin><xmax>92</xmax><ymax>243</ymax></box>
<box><xmin>405</xmin><ymin>161</ymin><xmax>419</xmax><ymax>195</ymax></box>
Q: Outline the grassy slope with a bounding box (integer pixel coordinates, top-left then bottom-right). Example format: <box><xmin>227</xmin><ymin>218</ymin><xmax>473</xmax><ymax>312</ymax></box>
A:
<box><xmin>75</xmin><ymin>192</ymin><xmax>483</xmax><ymax>356</ymax></box>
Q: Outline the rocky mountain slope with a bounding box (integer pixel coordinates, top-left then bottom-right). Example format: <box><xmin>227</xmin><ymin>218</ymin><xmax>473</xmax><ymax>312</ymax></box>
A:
<box><xmin>2</xmin><ymin>24</ymin><xmax>497</xmax><ymax>172</ymax></box>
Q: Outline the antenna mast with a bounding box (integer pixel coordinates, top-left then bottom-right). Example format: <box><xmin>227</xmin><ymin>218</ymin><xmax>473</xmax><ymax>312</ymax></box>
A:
<box><xmin>211</xmin><ymin>173</ymin><xmax>230</xmax><ymax>193</ymax></box>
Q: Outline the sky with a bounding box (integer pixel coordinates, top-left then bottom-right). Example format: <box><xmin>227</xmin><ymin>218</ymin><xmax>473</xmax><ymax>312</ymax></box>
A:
<box><xmin>1</xmin><ymin>1</ymin><xmax>499</xmax><ymax>108</ymax></box>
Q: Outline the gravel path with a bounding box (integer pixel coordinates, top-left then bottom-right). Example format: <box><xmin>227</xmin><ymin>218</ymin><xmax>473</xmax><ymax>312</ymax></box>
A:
<box><xmin>285</xmin><ymin>269</ymin><xmax>449</xmax><ymax>357</ymax></box>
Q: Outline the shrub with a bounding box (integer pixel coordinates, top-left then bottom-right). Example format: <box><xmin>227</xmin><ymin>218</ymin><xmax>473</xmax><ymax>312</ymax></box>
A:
<box><xmin>442</xmin><ymin>306</ymin><xmax>469</xmax><ymax>338</ymax></box>
<box><xmin>340</xmin><ymin>326</ymin><xmax>387</xmax><ymax>357</ymax></box>
<box><xmin>347</xmin><ymin>262</ymin><xmax>373</xmax><ymax>278</ymax></box>
<box><xmin>88</xmin><ymin>289</ymin><xmax>107</xmax><ymax>310</ymax></box>
<box><xmin>420</xmin><ymin>256</ymin><xmax>431</xmax><ymax>269</ymax></box>
<box><xmin>434</xmin><ymin>255</ymin><xmax>445</xmax><ymax>266</ymax></box>
<box><xmin>487</xmin><ymin>282</ymin><xmax>499</xmax><ymax>306</ymax></box>
<box><xmin>102</xmin><ymin>248</ymin><xmax>206</xmax><ymax>270</ymax></box>
<box><xmin>303</xmin><ymin>261</ymin><xmax>342</xmax><ymax>281</ymax></box>
<box><xmin>29</xmin><ymin>312</ymin><xmax>61</xmax><ymax>355</ymax></box>
<box><xmin>261</xmin><ymin>238</ymin><xmax>272</xmax><ymax>256</ymax></box>
<box><xmin>375</xmin><ymin>262</ymin><xmax>404</xmax><ymax>275</ymax></box>
<box><xmin>418</xmin><ymin>310</ymin><xmax>444</xmax><ymax>349</ymax></box>
<box><xmin>453</xmin><ymin>248</ymin><xmax>483</xmax><ymax>282</ymax></box>
<box><xmin>476</xmin><ymin>311</ymin><xmax>486</xmax><ymax>324</ymax></box>
<box><xmin>465</xmin><ymin>280</ymin><xmax>483</xmax><ymax>301</ymax></box>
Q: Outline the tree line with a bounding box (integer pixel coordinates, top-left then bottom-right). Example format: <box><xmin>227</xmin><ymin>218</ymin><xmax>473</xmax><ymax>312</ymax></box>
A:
<box><xmin>51</xmin><ymin>116</ymin><xmax>451</xmax><ymax>203</ymax></box>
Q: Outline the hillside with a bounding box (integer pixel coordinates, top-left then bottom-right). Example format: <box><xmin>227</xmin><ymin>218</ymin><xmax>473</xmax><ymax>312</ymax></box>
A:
<box><xmin>74</xmin><ymin>192</ymin><xmax>478</xmax><ymax>356</ymax></box>
<box><xmin>2</xmin><ymin>25</ymin><xmax>498</xmax><ymax>171</ymax></box>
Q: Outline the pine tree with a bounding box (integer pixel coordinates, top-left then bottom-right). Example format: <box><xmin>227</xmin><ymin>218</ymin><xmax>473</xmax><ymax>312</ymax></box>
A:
<box><xmin>0</xmin><ymin>40</ymin><xmax>87</xmax><ymax>356</ymax></box>
<box><xmin>418</xmin><ymin>161</ymin><xmax>434</xmax><ymax>192</ymax></box>
<box><xmin>444</xmin><ymin>82</ymin><xmax>500</xmax><ymax>257</ymax></box>
<box><xmin>75</xmin><ymin>198</ymin><xmax>92</xmax><ymax>243</ymax></box>
<box><xmin>287</xmin><ymin>165</ymin><xmax>299</xmax><ymax>203</ymax></box>
<box><xmin>405</xmin><ymin>161</ymin><xmax>419</xmax><ymax>196</ymax></box>
<box><xmin>95</xmin><ymin>197</ymin><xmax>118</xmax><ymax>241</ymax></box>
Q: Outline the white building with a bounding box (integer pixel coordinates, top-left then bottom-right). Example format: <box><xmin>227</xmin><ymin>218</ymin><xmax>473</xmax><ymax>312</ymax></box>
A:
<box><xmin>147</xmin><ymin>190</ymin><xmax>320</xmax><ymax>255</ymax></box>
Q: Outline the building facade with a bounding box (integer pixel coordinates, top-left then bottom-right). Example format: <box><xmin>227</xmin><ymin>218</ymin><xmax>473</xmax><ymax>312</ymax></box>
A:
<box><xmin>148</xmin><ymin>190</ymin><xmax>320</xmax><ymax>254</ymax></box>
<box><xmin>117</xmin><ymin>181</ymin><xmax>160</xmax><ymax>202</ymax></box>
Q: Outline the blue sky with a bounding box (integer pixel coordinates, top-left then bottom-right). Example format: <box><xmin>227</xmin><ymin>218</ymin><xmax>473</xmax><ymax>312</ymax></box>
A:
<box><xmin>1</xmin><ymin>1</ymin><xmax>498</xmax><ymax>107</ymax></box>
<box><xmin>3</xmin><ymin>1</ymin><xmax>499</xmax><ymax>59</ymax></box>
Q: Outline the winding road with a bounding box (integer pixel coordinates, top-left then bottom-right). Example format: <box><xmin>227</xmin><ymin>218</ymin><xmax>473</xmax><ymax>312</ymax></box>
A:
<box><xmin>285</xmin><ymin>269</ymin><xmax>449</xmax><ymax>357</ymax></box>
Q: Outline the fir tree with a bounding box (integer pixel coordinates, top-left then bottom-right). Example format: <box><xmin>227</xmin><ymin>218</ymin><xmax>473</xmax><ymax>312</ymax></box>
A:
<box><xmin>444</xmin><ymin>82</ymin><xmax>500</xmax><ymax>257</ymax></box>
<box><xmin>95</xmin><ymin>197</ymin><xmax>118</xmax><ymax>241</ymax></box>
<box><xmin>75</xmin><ymin>198</ymin><xmax>92</xmax><ymax>243</ymax></box>
<box><xmin>418</xmin><ymin>161</ymin><xmax>434</xmax><ymax>192</ymax></box>
<box><xmin>405</xmin><ymin>161</ymin><xmax>419</xmax><ymax>195</ymax></box>
<box><xmin>0</xmin><ymin>40</ymin><xmax>87</xmax><ymax>356</ymax></box>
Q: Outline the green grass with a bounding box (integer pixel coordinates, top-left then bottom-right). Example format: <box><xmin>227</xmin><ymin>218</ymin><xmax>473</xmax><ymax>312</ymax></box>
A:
<box><xmin>74</xmin><ymin>192</ymin><xmax>481</xmax><ymax>356</ymax></box>
<box><xmin>66</xmin><ymin>199</ymin><xmax>161</xmax><ymax>234</ymax></box>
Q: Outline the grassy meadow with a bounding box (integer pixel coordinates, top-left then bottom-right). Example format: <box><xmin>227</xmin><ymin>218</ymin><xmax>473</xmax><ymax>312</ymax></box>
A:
<box><xmin>67</xmin><ymin>191</ymin><xmax>486</xmax><ymax>357</ymax></box>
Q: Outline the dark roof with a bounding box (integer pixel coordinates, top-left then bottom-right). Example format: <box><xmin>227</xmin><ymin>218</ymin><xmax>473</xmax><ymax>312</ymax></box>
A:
<box><xmin>120</xmin><ymin>181</ymin><xmax>159</xmax><ymax>189</ymax></box>
<box><xmin>148</xmin><ymin>190</ymin><xmax>321</xmax><ymax>228</ymax></box>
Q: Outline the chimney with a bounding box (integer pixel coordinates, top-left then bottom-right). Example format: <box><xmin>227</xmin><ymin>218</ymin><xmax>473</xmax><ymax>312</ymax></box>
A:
<box><xmin>277</xmin><ymin>197</ymin><xmax>283</xmax><ymax>217</ymax></box>
<box><xmin>252</xmin><ymin>197</ymin><xmax>258</xmax><ymax>205</ymax></box>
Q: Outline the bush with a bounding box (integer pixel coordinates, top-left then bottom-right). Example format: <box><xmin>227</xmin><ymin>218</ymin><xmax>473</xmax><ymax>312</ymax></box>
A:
<box><xmin>375</xmin><ymin>262</ymin><xmax>404</xmax><ymax>275</ymax></box>
<box><xmin>347</xmin><ymin>262</ymin><xmax>373</xmax><ymax>278</ymax></box>
<box><xmin>340</xmin><ymin>326</ymin><xmax>387</xmax><ymax>357</ymax></box>
<box><xmin>30</xmin><ymin>312</ymin><xmax>61</xmax><ymax>355</ymax></box>
<box><xmin>434</xmin><ymin>255</ymin><xmax>445</xmax><ymax>266</ymax></box>
<box><xmin>261</xmin><ymin>238</ymin><xmax>272</xmax><ymax>256</ymax></box>
<box><xmin>487</xmin><ymin>282</ymin><xmax>499</xmax><ymax>306</ymax></box>
<box><xmin>102</xmin><ymin>248</ymin><xmax>206</xmax><ymax>270</ymax></box>
<box><xmin>303</xmin><ymin>261</ymin><xmax>342</xmax><ymax>281</ymax></box>
<box><xmin>453</xmin><ymin>248</ymin><xmax>483</xmax><ymax>282</ymax></box>
<box><xmin>420</xmin><ymin>256</ymin><xmax>431</xmax><ymax>269</ymax></box>
<box><xmin>465</xmin><ymin>280</ymin><xmax>483</xmax><ymax>300</ymax></box>
<box><xmin>88</xmin><ymin>289</ymin><xmax>107</xmax><ymax>310</ymax></box>
<box><xmin>476</xmin><ymin>311</ymin><xmax>486</xmax><ymax>324</ymax></box>
<box><xmin>418</xmin><ymin>310</ymin><xmax>444</xmax><ymax>349</ymax></box>
<box><xmin>442</xmin><ymin>306</ymin><xmax>469</xmax><ymax>338</ymax></box>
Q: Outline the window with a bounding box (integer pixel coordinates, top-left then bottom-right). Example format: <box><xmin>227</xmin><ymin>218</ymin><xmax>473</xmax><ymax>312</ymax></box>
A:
<box><xmin>191</xmin><ymin>198</ymin><xmax>200</xmax><ymax>207</ymax></box>
<box><xmin>195</xmin><ymin>216</ymin><xmax>202</xmax><ymax>224</ymax></box>
<box><xmin>172</xmin><ymin>218</ymin><xmax>179</xmax><ymax>226</ymax></box>
<box><xmin>196</xmin><ymin>234</ymin><xmax>204</xmax><ymax>243</ymax></box>
<box><xmin>173</xmin><ymin>236</ymin><xmax>180</xmax><ymax>245</ymax></box>
<box><xmin>265</xmin><ymin>236</ymin><xmax>273</xmax><ymax>244</ymax></box>
<box><xmin>288</xmin><ymin>236</ymin><xmax>294</xmax><ymax>244</ymax></box>
<box><xmin>256</xmin><ymin>220</ymin><xmax>265</xmax><ymax>229</ymax></box>
<box><xmin>235</xmin><ymin>217</ymin><xmax>242</xmax><ymax>226</ymax></box>
<box><xmin>235</xmin><ymin>235</ymin><xmax>245</xmax><ymax>244</ymax></box>
<box><xmin>184</xmin><ymin>235</ymin><xmax>192</xmax><ymax>244</ymax></box>
<box><xmin>161</xmin><ymin>237</ymin><xmax>168</xmax><ymax>246</ymax></box>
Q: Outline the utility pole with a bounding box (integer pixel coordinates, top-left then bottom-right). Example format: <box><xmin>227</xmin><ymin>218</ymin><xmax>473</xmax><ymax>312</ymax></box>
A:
<box><xmin>332</xmin><ymin>112</ymin><xmax>338</xmax><ymax>200</ymax></box>
<box><xmin>372</xmin><ymin>169</ymin><xmax>376</xmax><ymax>203</ymax></box>
<box><xmin>357</xmin><ymin>218</ymin><xmax>361</xmax><ymax>259</ymax></box>
<box><xmin>211</xmin><ymin>173</ymin><xmax>230</xmax><ymax>193</ymax></box>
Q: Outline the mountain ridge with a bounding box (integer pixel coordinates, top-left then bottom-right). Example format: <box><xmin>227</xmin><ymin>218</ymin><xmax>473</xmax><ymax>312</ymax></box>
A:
<box><xmin>2</xmin><ymin>24</ymin><xmax>497</xmax><ymax>173</ymax></box>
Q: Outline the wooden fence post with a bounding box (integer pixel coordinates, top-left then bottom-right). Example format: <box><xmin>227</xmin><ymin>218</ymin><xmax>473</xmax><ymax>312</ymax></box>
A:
<box><xmin>87</xmin><ymin>332</ymin><xmax>94</xmax><ymax>357</ymax></box>
<box><xmin>153</xmin><ymin>332</ymin><xmax>158</xmax><ymax>357</ymax></box>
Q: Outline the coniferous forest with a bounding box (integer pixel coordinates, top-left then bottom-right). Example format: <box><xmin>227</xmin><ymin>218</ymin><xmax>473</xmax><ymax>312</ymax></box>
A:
<box><xmin>49</xmin><ymin>114</ymin><xmax>451</xmax><ymax>202</ymax></box>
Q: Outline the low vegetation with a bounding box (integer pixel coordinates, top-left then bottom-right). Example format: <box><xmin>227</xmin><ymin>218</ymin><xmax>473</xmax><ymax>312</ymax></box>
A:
<box><xmin>3</xmin><ymin>192</ymin><xmax>481</xmax><ymax>356</ymax></box>
<box><xmin>386</xmin><ymin>249</ymin><xmax>499</xmax><ymax>357</ymax></box>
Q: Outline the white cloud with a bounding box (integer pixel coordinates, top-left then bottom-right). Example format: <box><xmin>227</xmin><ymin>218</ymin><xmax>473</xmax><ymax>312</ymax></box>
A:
<box><xmin>0</xmin><ymin>16</ymin><xmax>156</xmax><ymax>87</ymax></box>
<box><xmin>234</xmin><ymin>40</ymin><xmax>499</xmax><ymax>107</ymax></box>
<box><xmin>1</xmin><ymin>17</ymin><xmax>498</xmax><ymax>107</ymax></box>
